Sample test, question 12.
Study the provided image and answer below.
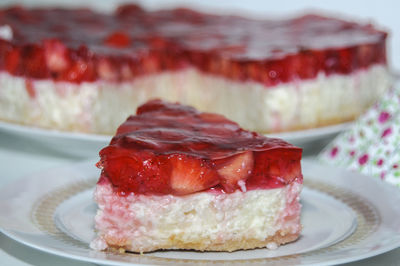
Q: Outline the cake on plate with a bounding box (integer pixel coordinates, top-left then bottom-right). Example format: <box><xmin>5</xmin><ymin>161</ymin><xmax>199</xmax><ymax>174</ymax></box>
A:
<box><xmin>91</xmin><ymin>99</ymin><xmax>303</xmax><ymax>253</ymax></box>
<box><xmin>0</xmin><ymin>4</ymin><xmax>391</xmax><ymax>135</ymax></box>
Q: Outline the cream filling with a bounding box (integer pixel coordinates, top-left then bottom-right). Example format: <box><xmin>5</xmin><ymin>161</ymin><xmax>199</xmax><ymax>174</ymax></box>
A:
<box><xmin>0</xmin><ymin>65</ymin><xmax>391</xmax><ymax>134</ymax></box>
<box><xmin>91</xmin><ymin>180</ymin><xmax>302</xmax><ymax>252</ymax></box>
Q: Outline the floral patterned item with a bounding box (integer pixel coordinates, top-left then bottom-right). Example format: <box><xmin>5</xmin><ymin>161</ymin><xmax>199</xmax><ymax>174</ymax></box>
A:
<box><xmin>318</xmin><ymin>84</ymin><xmax>400</xmax><ymax>187</ymax></box>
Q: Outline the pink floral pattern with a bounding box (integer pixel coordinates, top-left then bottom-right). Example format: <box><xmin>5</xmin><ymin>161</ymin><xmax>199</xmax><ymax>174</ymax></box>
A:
<box><xmin>378</xmin><ymin>111</ymin><xmax>390</xmax><ymax>123</ymax></box>
<box><xmin>319</xmin><ymin>85</ymin><xmax>400</xmax><ymax>188</ymax></box>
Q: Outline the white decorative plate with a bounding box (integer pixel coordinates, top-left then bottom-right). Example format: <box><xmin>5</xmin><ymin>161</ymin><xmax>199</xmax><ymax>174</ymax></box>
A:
<box><xmin>1</xmin><ymin>159</ymin><xmax>400</xmax><ymax>265</ymax></box>
<box><xmin>266</xmin><ymin>122</ymin><xmax>352</xmax><ymax>146</ymax></box>
<box><xmin>0</xmin><ymin>121</ymin><xmax>111</xmax><ymax>157</ymax></box>
<box><xmin>0</xmin><ymin>120</ymin><xmax>351</xmax><ymax>157</ymax></box>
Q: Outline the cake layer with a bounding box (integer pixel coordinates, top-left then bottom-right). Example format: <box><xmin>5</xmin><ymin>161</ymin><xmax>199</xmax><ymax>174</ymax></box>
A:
<box><xmin>0</xmin><ymin>5</ymin><xmax>390</xmax><ymax>134</ymax></box>
<box><xmin>0</xmin><ymin>64</ymin><xmax>391</xmax><ymax>134</ymax></box>
<box><xmin>91</xmin><ymin>178</ymin><xmax>302</xmax><ymax>252</ymax></box>
<box><xmin>0</xmin><ymin>5</ymin><xmax>387</xmax><ymax>84</ymax></box>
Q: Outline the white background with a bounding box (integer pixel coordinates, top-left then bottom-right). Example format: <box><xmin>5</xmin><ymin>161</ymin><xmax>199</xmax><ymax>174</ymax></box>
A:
<box><xmin>2</xmin><ymin>0</ymin><xmax>399</xmax><ymax>72</ymax></box>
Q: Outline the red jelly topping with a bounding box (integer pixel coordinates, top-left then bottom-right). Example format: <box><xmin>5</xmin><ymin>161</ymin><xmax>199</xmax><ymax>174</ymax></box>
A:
<box><xmin>98</xmin><ymin>100</ymin><xmax>302</xmax><ymax>195</ymax></box>
<box><xmin>0</xmin><ymin>5</ymin><xmax>386</xmax><ymax>85</ymax></box>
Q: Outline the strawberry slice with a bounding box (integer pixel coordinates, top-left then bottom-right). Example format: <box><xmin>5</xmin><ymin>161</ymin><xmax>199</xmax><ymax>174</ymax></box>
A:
<box><xmin>357</xmin><ymin>44</ymin><xmax>374</xmax><ymax>68</ymax></box>
<box><xmin>43</xmin><ymin>39</ymin><xmax>70</xmax><ymax>73</ymax></box>
<box><xmin>23</xmin><ymin>45</ymin><xmax>48</xmax><ymax>78</ymax></box>
<box><xmin>141</xmin><ymin>53</ymin><xmax>160</xmax><ymax>74</ymax></box>
<box><xmin>104</xmin><ymin>31</ymin><xmax>131</xmax><ymax>48</ymax></box>
<box><xmin>216</xmin><ymin>151</ymin><xmax>254</xmax><ymax>192</ymax></box>
<box><xmin>116</xmin><ymin>4</ymin><xmax>144</xmax><ymax>18</ymax></box>
<box><xmin>5</xmin><ymin>47</ymin><xmax>20</xmax><ymax>74</ymax></box>
<box><xmin>97</xmin><ymin>58</ymin><xmax>118</xmax><ymax>81</ymax></box>
<box><xmin>169</xmin><ymin>154</ymin><xmax>219</xmax><ymax>195</ymax></box>
<box><xmin>99</xmin><ymin>147</ymin><xmax>171</xmax><ymax>195</ymax></box>
<box><xmin>145</xmin><ymin>36</ymin><xmax>170</xmax><ymax>50</ymax></box>
<box><xmin>61</xmin><ymin>59</ymin><xmax>95</xmax><ymax>83</ymax></box>
<box><xmin>250</xmin><ymin>149</ymin><xmax>302</xmax><ymax>188</ymax></box>
<box><xmin>268</xmin><ymin>159</ymin><xmax>302</xmax><ymax>184</ymax></box>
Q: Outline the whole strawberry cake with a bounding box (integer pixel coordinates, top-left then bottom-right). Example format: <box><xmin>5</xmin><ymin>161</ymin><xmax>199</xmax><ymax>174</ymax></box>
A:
<box><xmin>91</xmin><ymin>100</ymin><xmax>303</xmax><ymax>252</ymax></box>
<box><xmin>0</xmin><ymin>4</ymin><xmax>391</xmax><ymax>134</ymax></box>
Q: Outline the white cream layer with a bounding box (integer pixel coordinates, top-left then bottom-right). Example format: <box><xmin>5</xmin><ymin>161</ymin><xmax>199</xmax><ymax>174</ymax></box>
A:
<box><xmin>91</xmin><ymin>180</ymin><xmax>302</xmax><ymax>252</ymax></box>
<box><xmin>0</xmin><ymin>65</ymin><xmax>391</xmax><ymax>134</ymax></box>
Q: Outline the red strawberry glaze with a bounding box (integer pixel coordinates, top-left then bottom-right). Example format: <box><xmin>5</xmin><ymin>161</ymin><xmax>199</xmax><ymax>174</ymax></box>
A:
<box><xmin>0</xmin><ymin>5</ymin><xmax>386</xmax><ymax>85</ymax></box>
<box><xmin>98</xmin><ymin>100</ymin><xmax>302</xmax><ymax>196</ymax></box>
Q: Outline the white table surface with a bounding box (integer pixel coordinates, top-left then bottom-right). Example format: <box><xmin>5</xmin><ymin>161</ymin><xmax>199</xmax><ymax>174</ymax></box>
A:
<box><xmin>1</xmin><ymin>130</ymin><xmax>400</xmax><ymax>266</ymax></box>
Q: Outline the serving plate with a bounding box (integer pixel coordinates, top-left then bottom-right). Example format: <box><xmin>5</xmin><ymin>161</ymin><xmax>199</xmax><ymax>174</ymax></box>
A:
<box><xmin>1</xmin><ymin>159</ymin><xmax>399</xmax><ymax>265</ymax></box>
<box><xmin>0</xmin><ymin>120</ymin><xmax>351</xmax><ymax>157</ymax></box>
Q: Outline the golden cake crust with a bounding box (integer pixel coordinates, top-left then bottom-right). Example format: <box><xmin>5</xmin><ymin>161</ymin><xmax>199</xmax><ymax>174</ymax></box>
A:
<box><xmin>103</xmin><ymin>230</ymin><xmax>301</xmax><ymax>253</ymax></box>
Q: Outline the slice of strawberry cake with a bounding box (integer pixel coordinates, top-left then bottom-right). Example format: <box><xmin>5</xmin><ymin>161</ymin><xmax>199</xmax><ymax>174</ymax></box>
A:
<box><xmin>0</xmin><ymin>4</ymin><xmax>391</xmax><ymax>135</ymax></box>
<box><xmin>91</xmin><ymin>100</ymin><xmax>303</xmax><ymax>253</ymax></box>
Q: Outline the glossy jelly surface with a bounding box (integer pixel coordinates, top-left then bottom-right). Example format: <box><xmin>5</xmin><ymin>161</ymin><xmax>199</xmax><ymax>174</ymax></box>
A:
<box><xmin>0</xmin><ymin>5</ymin><xmax>386</xmax><ymax>85</ymax></box>
<box><xmin>98</xmin><ymin>100</ymin><xmax>302</xmax><ymax>195</ymax></box>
